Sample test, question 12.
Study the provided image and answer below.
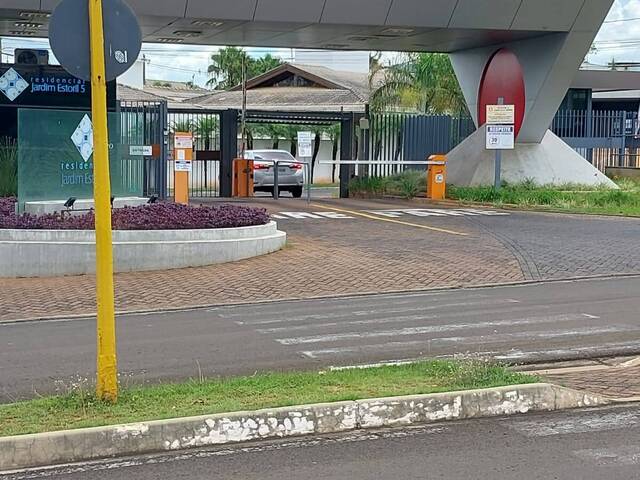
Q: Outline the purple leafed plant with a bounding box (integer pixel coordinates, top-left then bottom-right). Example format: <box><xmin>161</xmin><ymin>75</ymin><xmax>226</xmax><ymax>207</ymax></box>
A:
<box><xmin>0</xmin><ymin>198</ymin><xmax>270</xmax><ymax>230</ymax></box>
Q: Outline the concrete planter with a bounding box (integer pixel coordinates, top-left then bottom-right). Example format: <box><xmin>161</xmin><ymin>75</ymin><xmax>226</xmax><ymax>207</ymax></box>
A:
<box><xmin>0</xmin><ymin>222</ymin><xmax>285</xmax><ymax>278</ymax></box>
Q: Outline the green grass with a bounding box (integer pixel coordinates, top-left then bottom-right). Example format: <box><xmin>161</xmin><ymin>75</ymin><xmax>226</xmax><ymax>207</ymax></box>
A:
<box><xmin>0</xmin><ymin>361</ymin><xmax>535</xmax><ymax>437</ymax></box>
<box><xmin>448</xmin><ymin>178</ymin><xmax>640</xmax><ymax>216</ymax></box>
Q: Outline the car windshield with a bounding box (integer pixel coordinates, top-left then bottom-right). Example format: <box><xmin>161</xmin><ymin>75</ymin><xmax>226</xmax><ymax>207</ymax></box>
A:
<box><xmin>253</xmin><ymin>152</ymin><xmax>296</xmax><ymax>161</ymax></box>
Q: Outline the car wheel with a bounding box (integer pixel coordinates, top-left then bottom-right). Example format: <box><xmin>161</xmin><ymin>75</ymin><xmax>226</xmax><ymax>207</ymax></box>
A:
<box><xmin>291</xmin><ymin>186</ymin><xmax>303</xmax><ymax>198</ymax></box>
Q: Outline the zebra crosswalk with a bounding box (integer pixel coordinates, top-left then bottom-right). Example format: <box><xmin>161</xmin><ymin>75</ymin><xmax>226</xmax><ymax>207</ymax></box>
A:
<box><xmin>271</xmin><ymin>208</ymin><xmax>510</xmax><ymax>221</ymax></box>
<box><xmin>215</xmin><ymin>286</ymin><xmax>640</xmax><ymax>367</ymax></box>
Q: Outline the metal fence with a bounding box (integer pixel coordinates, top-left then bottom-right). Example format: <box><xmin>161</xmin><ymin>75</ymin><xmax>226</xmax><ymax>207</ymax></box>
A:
<box><xmin>167</xmin><ymin>110</ymin><xmax>221</xmax><ymax>198</ymax></box>
<box><xmin>550</xmin><ymin>109</ymin><xmax>640</xmax><ymax>172</ymax></box>
<box><xmin>366</xmin><ymin>113</ymin><xmax>475</xmax><ymax>176</ymax></box>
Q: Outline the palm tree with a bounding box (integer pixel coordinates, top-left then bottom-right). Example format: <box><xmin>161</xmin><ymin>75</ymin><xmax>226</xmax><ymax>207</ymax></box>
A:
<box><xmin>192</xmin><ymin>116</ymin><xmax>220</xmax><ymax>188</ymax></box>
<box><xmin>193</xmin><ymin>117</ymin><xmax>219</xmax><ymax>151</ymax></box>
<box><xmin>207</xmin><ymin>47</ymin><xmax>250</xmax><ymax>90</ymax></box>
<box><xmin>170</xmin><ymin>119</ymin><xmax>193</xmax><ymax>134</ymax></box>
<box><xmin>207</xmin><ymin>48</ymin><xmax>283</xmax><ymax>90</ymax></box>
<box><xmin>370</xmin><ymin>53</ymin><xmax>468</xmax><ymax>116</ymax></box>
<box><xmin>252</xmin><ymin>54</ymin><xmax>282</xmax><ymax>77</ymax></box>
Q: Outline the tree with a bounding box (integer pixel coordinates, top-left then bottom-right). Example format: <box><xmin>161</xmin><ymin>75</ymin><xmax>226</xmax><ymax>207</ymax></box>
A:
<box><xmin>252</xmin><ymin>54</ymin><xmax>282</xmax><ymax>78</ymax></box>
<box><xmin>370</xmin><ymin>53</ymin><xmax>468</xmax><ymax>116</ymax></box>
<box><xmin>170</xmin><ymin>119</ymin><xmax>193</xmax><ymax>134</ymax></box>
<box><xmin>207</xmin><ymin>47</ymin><xmax>282</xmax><ymax>90</ymax></box>
<box><xmin>193</xmin><ymin>116</ymin><xmax>220</xmax><ymax>188</ymax></box>
<box><xmin>207</xmin><ymin>47</ymin><xmax>249</xmax><ymax>89</ymax></box>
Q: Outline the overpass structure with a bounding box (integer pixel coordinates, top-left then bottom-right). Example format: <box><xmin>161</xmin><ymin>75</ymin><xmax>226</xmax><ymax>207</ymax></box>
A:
<box><xmin>0</xmin><ymin>0</ymin><xmax>617</xmax><ymax>187</ymax></box>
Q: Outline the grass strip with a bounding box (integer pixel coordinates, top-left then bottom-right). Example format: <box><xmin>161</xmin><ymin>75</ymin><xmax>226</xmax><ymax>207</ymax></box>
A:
<box><xmin>0</xmin><ymin>360</ymin><xmax>535</xmax><ymax>437</ymax></box>
<box><xmin>448</xmin><ymin>179</ymin><xmax>640</xmax><ymax>216</ymax></box>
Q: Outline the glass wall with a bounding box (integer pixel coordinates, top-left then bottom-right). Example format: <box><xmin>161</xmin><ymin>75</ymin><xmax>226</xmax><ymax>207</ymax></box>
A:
<box><xmin>17</xmin><ymin>108</ymin><xmax>144</xmax><ymax>211</ymax></box>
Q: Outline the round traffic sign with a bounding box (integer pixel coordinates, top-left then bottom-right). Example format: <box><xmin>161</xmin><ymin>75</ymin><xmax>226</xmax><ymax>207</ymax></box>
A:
<box><xmin>49</xmin><ymin>0</ymin><xmax>142</xmax><ymax>82</ymax></box>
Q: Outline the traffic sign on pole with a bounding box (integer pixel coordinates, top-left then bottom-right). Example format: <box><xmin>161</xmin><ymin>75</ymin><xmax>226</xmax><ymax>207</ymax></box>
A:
<box><xmin>50</xmin><ymin>0</ymin><xmax>142</xmax><ymax>82</ymax></box>
<box><xmin>49</xmin><ymin>0</ymin><xmax>141</xmax><ymax>403</ymax></box>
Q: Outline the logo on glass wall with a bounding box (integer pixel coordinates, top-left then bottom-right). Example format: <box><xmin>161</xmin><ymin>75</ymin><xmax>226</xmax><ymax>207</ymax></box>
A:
<box><xmin>71</xmin><ymin>115</ymin><xmax>94</xmax><ymax>162</ymax></box>
<box><xmin>0</xmin><ymin>68</ymin><xmax>29</xmax><ymax>102</ymax></box>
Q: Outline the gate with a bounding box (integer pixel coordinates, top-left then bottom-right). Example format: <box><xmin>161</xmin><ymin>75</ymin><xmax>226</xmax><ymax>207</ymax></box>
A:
<box><xmin>167</xmin><ymin>110</ymin><xmax>221</xmax><ymax>198</ymax></box>
<box><xmin>119</xmin><ymin>99</ymin><xmax>168</xmax><ymax>198</ymax></box>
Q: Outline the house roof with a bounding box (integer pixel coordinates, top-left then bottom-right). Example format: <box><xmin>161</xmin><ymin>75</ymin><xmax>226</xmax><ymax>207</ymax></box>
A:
<box><xmin>117</xmin><ymin>84</ymin><xmax>204</xmax><ymax>109</ymax></box>
<box><xmin>144</xmin><ymin>80</ymin><xmax>210</xmax><ymax>102</ymax></box>
<box><xmin>119</xmin><ymin>63</ymin><xmax>372</xmax><ymax>112</ymax></box>
<box><xmin>192</xmin><ymin>62</ymin><xmax>369</xmax><ymax>113</ymax></box>
<box><xmin>229</xmin><ymin>63</ymin><xmax>370</xmax><ymax>102</ymax></box>
<box><xmin>190</xmin><ymin>86</ymin><xmax>364</xmax><ymax>112</ymax></box>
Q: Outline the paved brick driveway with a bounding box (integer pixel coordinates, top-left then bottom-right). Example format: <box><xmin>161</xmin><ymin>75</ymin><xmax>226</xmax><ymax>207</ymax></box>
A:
<box><xmin>544</xmin><ymin>362</ymin><xmax>640</xmax><ymax>400</ymax></box>
<box><xmin>1</xmin><ymin>197</ymin><xmax>639</xmax><ymax>321</ymax></box>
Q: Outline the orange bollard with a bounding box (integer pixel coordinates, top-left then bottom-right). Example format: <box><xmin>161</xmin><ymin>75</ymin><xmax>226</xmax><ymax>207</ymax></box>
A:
<box><xmin>427</xmin><ymin>155</ymin><xmax>447</xmax><ymax>200</ymax></box>
<box><xmin>174</xmin><ymin>132</ymin><xmax>193</xmax><ymax>205</ymax></box>
<box><xmin>233</xmin><ymin>158</ymin><xmax>254</xmax><ymax>197</ymax></box>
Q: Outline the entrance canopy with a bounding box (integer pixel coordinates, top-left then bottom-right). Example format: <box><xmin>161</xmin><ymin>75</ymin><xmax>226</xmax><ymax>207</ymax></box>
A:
<box><xmin>1</xmin><ymin>0</ymin><xmax>617</xmax><ymax>188</ymax></box>
<box><xmin>1</xmin><ymin>1</ymin><xmax>609</xmax><ymax>53</ymax></box>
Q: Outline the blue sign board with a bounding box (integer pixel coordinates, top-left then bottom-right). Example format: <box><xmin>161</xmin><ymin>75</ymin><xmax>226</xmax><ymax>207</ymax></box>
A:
<box><xmin>0</xmin><ymin>64</ymin><xmax>116</xmax><ymax>110</ymax></box>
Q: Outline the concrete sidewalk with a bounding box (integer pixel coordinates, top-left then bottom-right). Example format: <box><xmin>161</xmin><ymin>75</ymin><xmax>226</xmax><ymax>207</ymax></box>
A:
<box><xmin>539</xmin><ymin>358</ymin><xmax>640</xmax><ymax>401</ymax></box>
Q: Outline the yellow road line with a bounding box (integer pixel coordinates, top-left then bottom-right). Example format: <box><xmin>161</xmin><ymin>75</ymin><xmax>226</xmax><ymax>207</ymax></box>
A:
<box><xmin>310</xmin><ymin>203</ymin><xmax>469</xmax><ymax>237</ymax></box>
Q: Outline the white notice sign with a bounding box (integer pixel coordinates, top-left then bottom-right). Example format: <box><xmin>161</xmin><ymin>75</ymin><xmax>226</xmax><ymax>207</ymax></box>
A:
<box><xmin>174</xmin><ymin>160</ymin><xmax>192</xmax><ymax>172</ymax></box>
<box><xmin>129</xmin><ymin>145</ymin><xmax>153</xmax><ymax>156</ymax></box>
<box><xmin>486</xmin><ymin>125</ymin><xmax>515</xmax><ymax>150</ymax></box>
<box><xmin>297</xmin><ymin>131</ymin><xmax>313</xmax><ymax>158</ymax></box>
<box><xmin>175</xmin><ymin>135</ymin><xmax>193</xmax><ymax>149</ymax></box>
<box><xmin>486</xmin><ymin>105</ymin><xmax>515</xmax><ymax>124</ymax></box>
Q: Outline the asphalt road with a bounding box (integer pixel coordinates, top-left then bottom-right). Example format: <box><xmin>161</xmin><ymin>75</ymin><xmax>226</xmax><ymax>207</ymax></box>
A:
<box><xmin>3</xmin><ymin>276</ymin><xmax>640</xmax><ymax>401</ymax></box>
<box><xmin>4</xmin><ymin>405</ymin><xmax>640</xmax><ymax>479</ymax></box>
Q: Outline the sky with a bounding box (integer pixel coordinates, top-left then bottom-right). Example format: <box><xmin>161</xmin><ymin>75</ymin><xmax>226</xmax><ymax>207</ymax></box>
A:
<box><xmin>1</xmin><ymin>0</ymin><xmax>639</xmax><ymax>87</ymax></box>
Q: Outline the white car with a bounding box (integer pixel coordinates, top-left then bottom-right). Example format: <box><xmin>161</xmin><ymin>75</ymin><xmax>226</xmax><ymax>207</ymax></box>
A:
<box><xmin>245</xmin><ymin>150</ymin><xmax>305</xmax><ymax>198</ymax></box>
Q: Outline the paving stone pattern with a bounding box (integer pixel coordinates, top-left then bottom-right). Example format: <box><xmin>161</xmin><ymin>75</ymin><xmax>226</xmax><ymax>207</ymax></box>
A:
<box><xmin>1</xmin><ymin>199</ymin><xmax>640</xmax><ymax>321</ymax></box>
<box><xmin>545</xmin><ymin>365</ymin><xmax>640</xmax><ymax>400</ymax></box>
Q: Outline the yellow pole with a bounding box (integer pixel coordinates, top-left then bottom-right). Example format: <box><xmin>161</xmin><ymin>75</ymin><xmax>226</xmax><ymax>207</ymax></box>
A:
<box><xmin>89</xmin><ymin>0</ymin><xmax>118</xmax><ymax>402</ymax></box>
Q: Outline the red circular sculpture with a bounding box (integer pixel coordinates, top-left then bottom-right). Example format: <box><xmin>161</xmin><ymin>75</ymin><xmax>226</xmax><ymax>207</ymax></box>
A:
<box><xmin>478</xmin><ymin>48</ymin><xmax>526</xmax><ymax>138</ymax></box>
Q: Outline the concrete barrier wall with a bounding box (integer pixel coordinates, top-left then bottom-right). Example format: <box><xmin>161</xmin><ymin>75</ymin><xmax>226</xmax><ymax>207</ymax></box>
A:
<box><xmin>0</xmin><ymin>222</ymin><xmax>285</xmax><ymax>278</ymax></box>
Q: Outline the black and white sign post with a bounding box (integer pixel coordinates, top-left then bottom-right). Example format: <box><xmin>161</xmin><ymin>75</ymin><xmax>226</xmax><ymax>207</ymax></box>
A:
<box><xmin>486</xmin><ymin>99</ymin><xmax>515</xmax><ymax>191</ymax></box>
<box><xmin>297</xmin><ymin>131</ymin><xmax>313</xmax><ymax>204</ymax></box>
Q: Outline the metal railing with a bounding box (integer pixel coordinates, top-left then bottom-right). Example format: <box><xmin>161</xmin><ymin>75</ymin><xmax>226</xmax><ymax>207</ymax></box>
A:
<box><xmin>550</xmin><ymin>109</ymin><xmax>640</xmax><ymax>172</ymax></box>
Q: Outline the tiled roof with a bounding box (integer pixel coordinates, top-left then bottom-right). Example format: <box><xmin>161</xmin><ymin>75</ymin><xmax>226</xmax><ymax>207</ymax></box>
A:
<box><xmin>191</xmin><ymin>86</ymin><xmax>365</xmax><ymax>112</ymax></box>
<box><xmin>117</xmin><ymin>84</ymin><xmax>204</xmax><ymax>109</ymax></box>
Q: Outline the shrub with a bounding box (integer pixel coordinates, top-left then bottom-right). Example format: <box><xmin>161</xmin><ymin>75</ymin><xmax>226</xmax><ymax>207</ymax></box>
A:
<box><xmin>349</xmin><ymin>170</ymin><xmax>426</xmax><ymax>199</ymax></box>
<box><xmin>0</xmin><ymin>137</ymin><xmax>17</xmax><ymax>197</ymax></box>
<box><xmin>388</xmin><ymin>170</ymin><xmax>425</xmax><ymax>199</ymax></box>
<box><xmin>0</xmin><ymin>199</ymin><xmax>270</xmax><ymax>230</ymax></box>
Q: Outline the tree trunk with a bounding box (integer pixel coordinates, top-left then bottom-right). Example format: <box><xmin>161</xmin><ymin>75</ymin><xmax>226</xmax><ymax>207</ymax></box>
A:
<box><xmin>204</xmin><ymin>138</ymin><xmax>210</xmax><ymax>188</ymax></box>
<box><xmin>331</xmin><ymin>139</ymin><xmax>338</xmax><ymax>183</ymax></box>
<box><xmin>311</xmin><ymin>132</ymin><xmax>321</xmax><ymax>184</ymax></box>
<box><xmin>290</xmin><ymin>139</ymin><xmax>297</xmax><ymax>157</ymax></box>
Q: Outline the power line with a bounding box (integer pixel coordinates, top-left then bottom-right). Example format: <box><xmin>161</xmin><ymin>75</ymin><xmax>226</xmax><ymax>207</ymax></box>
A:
<box><xmin>604</xmin><ymin>17</ymin><xmax>640</xmax><ymax>24</ymax></box>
